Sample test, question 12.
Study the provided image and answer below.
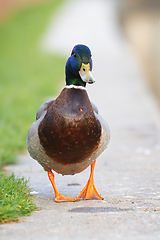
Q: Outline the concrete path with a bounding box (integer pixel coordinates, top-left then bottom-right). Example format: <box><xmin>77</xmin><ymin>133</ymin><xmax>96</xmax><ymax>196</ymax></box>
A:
<box><xmin>1</xmin><ymin>0</ymin><xmax>160</xmax><ymax>239</ymax></box>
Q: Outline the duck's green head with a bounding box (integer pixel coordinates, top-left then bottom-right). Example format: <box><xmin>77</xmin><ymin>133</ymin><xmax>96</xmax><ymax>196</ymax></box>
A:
<box><xmin>65</xmin><ymin>44</ymin><xmax>95</xmax><ymax>87</ymax></box>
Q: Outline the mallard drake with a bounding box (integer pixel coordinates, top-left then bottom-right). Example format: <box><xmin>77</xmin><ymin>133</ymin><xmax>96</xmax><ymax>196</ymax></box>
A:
<box><xmin>27</xmin><ymin>44</ymin><xmax>110</xmax><ymax>202</ymax></box>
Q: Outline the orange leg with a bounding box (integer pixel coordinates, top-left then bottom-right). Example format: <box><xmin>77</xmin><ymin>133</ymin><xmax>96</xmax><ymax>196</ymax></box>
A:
<box><xmin>78</xmin><ymin>160</ymin><xmax>104</xmax><ymax>200</ymax></box>
<box><xmin>48</xmin><ymin>171</ymin><xmax>78</xmax><ymax>203</ymax></box>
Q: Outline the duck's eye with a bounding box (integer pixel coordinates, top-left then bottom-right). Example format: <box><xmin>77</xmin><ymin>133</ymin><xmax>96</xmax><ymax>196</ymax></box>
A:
<box><xmin>83</xmin><ymin>68</ymin><xmax>85</xmax><ymax>72</ymax></box>
<box><xmin>73</xmin><ymin>53</ymin><xmax>76</xmax><ymax>58</ymax></box>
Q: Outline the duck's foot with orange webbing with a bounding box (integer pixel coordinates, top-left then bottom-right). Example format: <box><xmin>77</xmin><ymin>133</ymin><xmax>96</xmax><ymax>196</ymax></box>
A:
<box><xmin>48</xmin><ymin>171</ymin><xmax>79</xmax><ymax>202</ymax></box>
<box><xmin>77</xmin><ymin>160</ymin><xmax>104</xmax><ymax>200</ymax></box>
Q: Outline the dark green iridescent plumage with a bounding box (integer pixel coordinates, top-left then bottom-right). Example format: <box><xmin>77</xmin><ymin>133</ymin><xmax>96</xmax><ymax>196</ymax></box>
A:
<box><xmin>65</xmin><ymin>45</ymin><xmax>93</xmax><ymax>86</ymax></box>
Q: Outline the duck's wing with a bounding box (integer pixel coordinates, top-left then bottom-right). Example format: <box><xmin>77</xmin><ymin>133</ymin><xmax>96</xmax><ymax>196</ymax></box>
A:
<box><xmin>91</xmin><ymin>102</ymin><xmax>99</xmax><ymax>114</ymax></box>
<box><xmin>36</xmin><ymin>100</ymin><xmax>54</xmax><ymax>120</ymax></box>
<box><xmin>91</xmin><ymin>101</ymin><xmax>110</xmax><ymax>151</ymax></box>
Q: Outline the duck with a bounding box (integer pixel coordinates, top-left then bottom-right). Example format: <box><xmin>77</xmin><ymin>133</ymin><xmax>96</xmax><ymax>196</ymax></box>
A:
<box><xmin>27</xmin><ymin>44</ymin><xmax>110</xmax><ymax>202</ymax></box>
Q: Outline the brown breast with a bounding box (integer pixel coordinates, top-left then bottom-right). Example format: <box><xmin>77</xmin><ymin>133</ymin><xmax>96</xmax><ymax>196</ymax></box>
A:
<box><xmin>38</xmin><ymin>87</ymin><xmax>101</xmax><ymax>165</ymax></box>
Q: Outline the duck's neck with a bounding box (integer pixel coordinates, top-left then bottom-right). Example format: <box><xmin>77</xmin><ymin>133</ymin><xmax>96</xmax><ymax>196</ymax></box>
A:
<box><xmin>65</xmin><ymin>74</ymin><xmax>86</xmax><ymax>87</ymax></box>
<box><xmin>65</xmin><ymin>62</ymin><xmax>86</xmax><ymax>87</ymax></box>
<box><xmin>65</xmin><ymin>84</ymin><xmax>86</xmax><ymax>90</ymax></box>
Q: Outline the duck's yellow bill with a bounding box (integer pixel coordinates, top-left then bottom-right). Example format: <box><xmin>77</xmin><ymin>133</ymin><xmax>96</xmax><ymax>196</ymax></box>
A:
<box><xmin>79</xmin><ymin>63</ymin><xmax>95</xmax><ymax>84</ymax></box>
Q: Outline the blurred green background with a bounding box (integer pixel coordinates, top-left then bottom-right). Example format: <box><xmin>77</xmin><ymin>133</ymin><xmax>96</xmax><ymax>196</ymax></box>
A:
<box><xmin>0</xmin><ymin>0</ymin><xmax>65</xmax><ymax>168</ymax></box>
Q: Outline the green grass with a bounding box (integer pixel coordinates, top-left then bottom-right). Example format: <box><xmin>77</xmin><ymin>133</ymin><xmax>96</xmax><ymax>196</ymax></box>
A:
<box><xmin>0</xmin><ymin>173</ymin><xmax>38</xmax><ymax>223</ymax></box>
<box><xmin>0</xmin><ymin>0</ymin><xmax>66</xmax><ymax>168</ymax></box>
